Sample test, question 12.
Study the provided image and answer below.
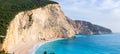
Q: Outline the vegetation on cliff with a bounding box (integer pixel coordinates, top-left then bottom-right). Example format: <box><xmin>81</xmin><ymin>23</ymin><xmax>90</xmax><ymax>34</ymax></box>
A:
<box><xmin>0</xmin><ymin>0</ymin><xmax>58</xmax><ymax>36</ymax></box>
<box><xmin>0</xmin><ymin>50</ymin><xmax>7</xmax><ymax>54</ymax></box>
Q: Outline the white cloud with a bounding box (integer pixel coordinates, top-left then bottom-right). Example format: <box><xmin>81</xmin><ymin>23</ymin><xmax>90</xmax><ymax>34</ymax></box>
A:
<box><xmin>99</xmin><ymin>0</ymin><xmax>120</xmax><ymax>9</ymax></box>
<box><xmin>111</xmin><ymin>8</ymin><xmax>120</xmax><ymax>17</ymax></box>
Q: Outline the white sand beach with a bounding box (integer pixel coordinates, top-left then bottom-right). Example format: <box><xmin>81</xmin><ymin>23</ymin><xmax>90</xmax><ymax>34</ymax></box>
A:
<box><xmin>28</xmin><ymin>38</ymin><xmax>63</xmax><ymax>54</ymax></box>
<box><xmin>9</xmin><ymin>38</ymin><xmax>63</xmax><ymax>54</ymax></box>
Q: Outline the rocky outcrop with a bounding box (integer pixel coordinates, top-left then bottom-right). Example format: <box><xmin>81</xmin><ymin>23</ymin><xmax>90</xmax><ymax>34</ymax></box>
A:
<box><xmin>74</xmin><ymin>20</ymin><xmax>112</xmax><ymax>35</ymax></box>
<box><xmin>65</xmin><ymin>17</ymin><xmax>112</xmax><ymax>35</ymax></box>
<box><xmin>2</xmin><ymin>3</ymin><xmax>112</xmax><ymax>53</ymax></box>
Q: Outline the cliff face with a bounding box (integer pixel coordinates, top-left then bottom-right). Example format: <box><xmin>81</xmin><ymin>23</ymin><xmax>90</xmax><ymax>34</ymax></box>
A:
<box><xmin>2</xmin><ymin>4</ymin><xmax>76</xmax><ymax>52</ymax></box>
<box><xmin>2</xmin><ymin>4</ymin><xmax>112</xmax><ymax>53</ymax></box>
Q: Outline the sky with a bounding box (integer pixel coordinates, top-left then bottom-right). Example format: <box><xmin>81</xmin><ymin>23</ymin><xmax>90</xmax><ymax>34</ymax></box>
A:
<box><xmin>53</xmin><ymin>0</ymin><xmax>120</xmax><ymax>33</ymax></box>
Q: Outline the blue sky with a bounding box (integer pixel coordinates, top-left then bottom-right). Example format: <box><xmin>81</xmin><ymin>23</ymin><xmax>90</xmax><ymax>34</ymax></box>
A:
<box><xmin>53</xmin><ymin>0</ymin><xmax>120</xmax><ymax>33</ymax></box>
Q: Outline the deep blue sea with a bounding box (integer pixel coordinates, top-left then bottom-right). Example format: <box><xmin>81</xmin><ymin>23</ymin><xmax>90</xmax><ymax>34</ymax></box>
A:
<box><xmin>36</xmin><ymin>33</ymin><xmax>120</xmax><ymax>54</ymax></box>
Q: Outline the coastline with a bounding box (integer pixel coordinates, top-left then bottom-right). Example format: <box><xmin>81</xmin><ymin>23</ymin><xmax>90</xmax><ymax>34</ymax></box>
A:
<box><xmin>29</xmin><ymin>38</ymin><xmax>64</xmax><ymax>54</ymax></box>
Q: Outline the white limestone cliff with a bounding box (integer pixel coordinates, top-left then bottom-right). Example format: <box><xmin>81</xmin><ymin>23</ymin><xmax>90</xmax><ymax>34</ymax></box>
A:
<box><xmin>2</xmin><ymin>4</ymin><xmax>76</xmax><ymax>53</ymax></box>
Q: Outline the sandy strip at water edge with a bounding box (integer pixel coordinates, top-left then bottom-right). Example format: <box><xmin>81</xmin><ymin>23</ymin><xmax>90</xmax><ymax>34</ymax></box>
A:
<box><xmin>28</xmin><ymin>38</ymin><xmax>64</xmax><ymax>54</ymax></box>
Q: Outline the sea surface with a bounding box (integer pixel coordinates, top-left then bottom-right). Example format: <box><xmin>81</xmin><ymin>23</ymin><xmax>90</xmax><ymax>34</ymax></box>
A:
<box><xmin>36</xmin><ymin>33</ymin><xmax>120</xmax><ymax>54</ymax></box>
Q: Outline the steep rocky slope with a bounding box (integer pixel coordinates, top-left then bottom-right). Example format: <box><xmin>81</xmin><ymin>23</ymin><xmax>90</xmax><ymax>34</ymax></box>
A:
<box><xmin>74</xmin><ymin>20</ymin><xmax>112</xmax><ymax>35</ymax></box>
<box><xmin>2</xmin><ymin>3</ymin><xmax>112</xmax><ymax>54</ymax></box>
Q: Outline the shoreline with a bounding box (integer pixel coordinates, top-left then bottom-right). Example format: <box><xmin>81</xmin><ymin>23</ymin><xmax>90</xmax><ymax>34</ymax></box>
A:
<box><xmin>29</xmin><ymin>38</ymin><xmax>64</xmax><ymax>54</ymax></box>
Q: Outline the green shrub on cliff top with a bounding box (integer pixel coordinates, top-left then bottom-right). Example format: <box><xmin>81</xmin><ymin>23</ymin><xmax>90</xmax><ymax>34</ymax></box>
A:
<box><xmin>0</xmin><ymin>0</ymin><xmax>58</xmax><ymax>36</ymax></box>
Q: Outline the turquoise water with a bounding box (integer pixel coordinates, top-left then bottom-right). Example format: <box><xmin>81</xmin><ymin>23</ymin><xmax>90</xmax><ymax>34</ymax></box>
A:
<box><xmin>36</xmin><ymin>34</ymin><xmax>120</xmax><ymax>54</ymax></box>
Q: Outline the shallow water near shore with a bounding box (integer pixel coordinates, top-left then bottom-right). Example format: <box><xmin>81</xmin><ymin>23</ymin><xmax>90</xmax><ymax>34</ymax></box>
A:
<box><xmin>36</xmin><ymin>33</ymin><xmax>120</xmax><ymax>54</ymax></box>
